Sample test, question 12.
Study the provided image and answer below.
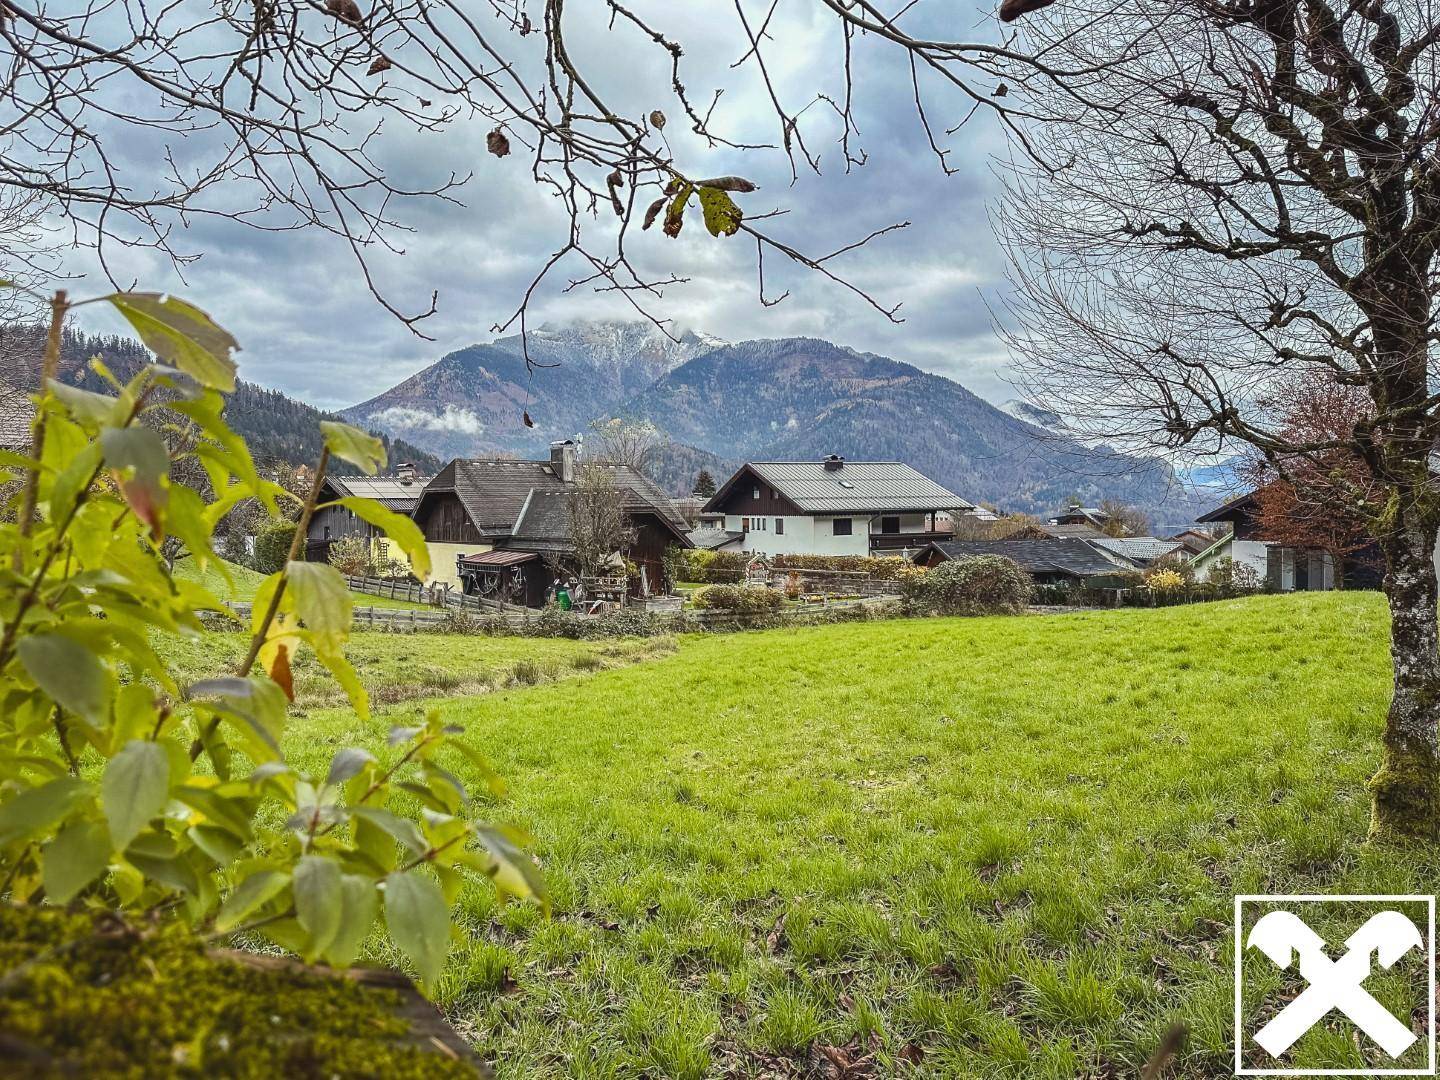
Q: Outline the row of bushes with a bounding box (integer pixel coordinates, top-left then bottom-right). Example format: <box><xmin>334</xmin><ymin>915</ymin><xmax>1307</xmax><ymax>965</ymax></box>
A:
<box><xmin>900</xmin><ymin>556</ymin><xmax>1033</xmax><ymax>616</ymax></box>
<box><xmin>431</xmin><ymin>597</ymin><xmax>896</xmax><ymax>638</ymax></box>
<box><xmin>690</xmin><ymin>584</ymin><xmax>787</xmax><ymax>614</ymax></box>
<box><xmin>673</xmin><ymin>547</ymin><xmax>916</xmax><ymax>584</ymax></box>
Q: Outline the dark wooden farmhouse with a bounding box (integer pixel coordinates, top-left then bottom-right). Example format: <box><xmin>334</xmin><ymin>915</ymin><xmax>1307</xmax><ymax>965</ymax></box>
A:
<box><xmin>413</xmin><ymin>441</ymin><xmax>691</xmax><ymax>605</ymax></box>
<box><xmin>304</xmin><ymin>464</ymin><xmax>430</xmax><ymax>562</ymax></box>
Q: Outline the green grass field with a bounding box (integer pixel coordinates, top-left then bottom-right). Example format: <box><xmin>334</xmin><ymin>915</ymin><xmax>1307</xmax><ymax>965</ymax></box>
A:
<box><xmin>269</xmin><ymin>592</ymin><xmax>1437</xmax><ymax>1078</ymax></box>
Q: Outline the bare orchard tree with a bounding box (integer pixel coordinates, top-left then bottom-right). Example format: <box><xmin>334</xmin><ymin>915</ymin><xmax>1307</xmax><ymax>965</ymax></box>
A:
<box><xmin>999</xmin><ymin>0</ymin><xmax>1440</xmax><ymax>840</ymax></box>
<box><xmin>568</xmin><ymin>464</ymin><xmax>634</xmax><ymax>580</ymax></box>
<box><xmin>589</xmin><ymin>416</ymin><xmax>661</xmax><ymax>476</ymax></box>
<box><xmin>0</xmin><ymin>0</ymin><xmax>1083</xmax><ymax>351</ymax></box>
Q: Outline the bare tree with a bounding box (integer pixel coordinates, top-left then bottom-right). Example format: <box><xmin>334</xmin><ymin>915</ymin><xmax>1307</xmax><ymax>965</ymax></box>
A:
<box><xmin>568</xmin><ymin>464</ymin><xmax>634</xmax><ymax>579</ymax></box>
<box><xmin>1097</xmin><ymin>500</ymin><xmax>1150</xmax><ymax>539</ymax></box>
<box><xmin>0</xmin><ymin>0</ymin><xmax>1088</xmax><ymax>353</ymax></box>
<box><xmin>1000</xmin><ymin>0</ymin><xmax>1440</xmax><ymax>839</ymax></box>
<box><xmin>589</xmin><ymin>416</ymin><xmax>661</xmax><ymax>476</ymax></box>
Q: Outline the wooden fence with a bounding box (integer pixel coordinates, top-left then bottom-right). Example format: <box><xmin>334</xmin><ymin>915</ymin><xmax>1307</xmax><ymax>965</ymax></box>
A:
<box><xmin>342</xmin><ymin>574</ymin><xmax>532</xmax><ymax>616</ymax></box>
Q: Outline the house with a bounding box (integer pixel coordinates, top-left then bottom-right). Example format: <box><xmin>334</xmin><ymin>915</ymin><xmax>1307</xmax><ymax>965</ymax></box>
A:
<box><xmin>412</xmin><ymin>440</ymin><xmax>691</xmax><ymax>602</ymax></box>
<box><xmin>305</xmin><ymin>463</ymin><xmax>431</xmax><ymax>562</ymax></box>
<box><xmin>1192</xmin><ymin>490</ymin><xmax>1383</xmax><ymax>590</ymax></box>
<box><xmin>1168</xmin><ymin>529</ymin><xmax>1217</xmax><ymax>557</ymax></box>
<box><xmin>1087</xmin><ymin>536</ymin><xmax>1186</xmax><ymax>569</ymax></box>
<box><xmin>685</xmin><ymin>525</ymin><xmax>745</xmax><ymax>552</ymax></box>
<box><xmin>0</xmin><ymin>379</ymin><xmax>33</xmax><ymax>451</ymax></box>
<box><xmin>701</xmin><ymin>456</ymin><xmax>975</xmax><ymax>557</ymax></box>
<box><xmin>1007</xmin><ymin>521</ymin><xmax>1109</xmax><ymax>541</ymax></box>
<box><xmin>912</xmin><ymin>539</ymin><xmax>1133</xmax><ymax>586</ymax></box>
<box><xmin>1050</xmin><ymin>504</ymin><xmax>1118</xmax><ymax>532</ymax></box>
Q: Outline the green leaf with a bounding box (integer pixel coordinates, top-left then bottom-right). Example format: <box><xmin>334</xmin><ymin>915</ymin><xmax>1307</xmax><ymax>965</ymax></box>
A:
<box><xmin>698</xmin><ymin>186</ymin><xmax>743</xmax><ymax>237</ymax></box>
<box><xmin>326</xmin><ymin>874</ymin><xmax>379</xmax><ymax>968</ymax></box>
<box><xmin>102</xmin><ymin>426</ymin><xmax>171</xmax><ymax>534</ymax></box>
<box><xmin>334</xmin><ymin>497</ymin><xmax>432</xmax><ymax>580</ymax></box>
<box><xmin>101</xmin><ymin>740</ymin><xmax>171</xmax><ymax>851</ymax></box>
<box><xmin>383</xmin><ymin>869</ymin><xmax>450</xmax><ymax>991</ymax></box>
<box><xmin>319</xmin><ymin>421</ymin><xmax>386</xmax><ymax>476</ymax></box>
<box><xmin>351</xmin><ymin>806</ymin><xmax>428</xmax><ymax>856</ymax></box>
<box><xmin>293</xmin><ymin>855</ymin><xmax>343</xmax><ymax>961</ymax></box>
<box><xmin>0</xmin><ymin>777</ymin><xmax>91</xmax><ymax>848</ymax></box>
<box><xmin>47</xmin><ymin>381</ymin><xmax>123</xmax><ymax>428</ymax></box>
<box><xmin>215</xmin><ymin>868</ymin><xmax>289</xmax><ymax>933</ymax></box>
<box><xmin>106</xmin><ymin>293</ymin><xmax>238</xmax><ymax>392</ymax></box>
<box><xmin>187</xmin><ymin>824</ymin><xmax>244</xmax><ymax>867</ymax></box>
<box><xmin>42</xmin><ymin>820</ymin><xmax>112</xmax><ymax>903</ymax></box>
<box><xmin>325</xmin><ymin>747</ymin><xmax>375</xmax><ymax>788</ymax></box>
<box><xmin>286</xmin><ymin>561</ymin><xmax>353</xmax><ymax>647</ymax></box>
<box><xmin>475</xmin><ymin>825</ymin><xmax>548</xmax><ymax>912</ymax></box>
<box><xmin>18</xmin><ymin>634</ymin><xmax>113</xmax><ymax>726</ymax></box>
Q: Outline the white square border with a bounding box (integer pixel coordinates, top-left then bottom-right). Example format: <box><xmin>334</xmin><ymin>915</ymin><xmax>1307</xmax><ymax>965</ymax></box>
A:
<box><xmin>1234</xmin><ymin>894</ymin><xmax>1436</xmax><ymax>1077</ymax></box>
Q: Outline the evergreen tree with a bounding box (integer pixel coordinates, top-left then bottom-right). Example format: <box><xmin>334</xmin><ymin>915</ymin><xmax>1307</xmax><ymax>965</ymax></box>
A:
<box><xmin>693</xmin><ymin>469</ymin><xmax>716</xmax><ymax>499</ymax></box>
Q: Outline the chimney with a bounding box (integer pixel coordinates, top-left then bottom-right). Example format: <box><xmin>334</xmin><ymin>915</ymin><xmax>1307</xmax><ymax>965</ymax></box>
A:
<box><xmin>550</xmin><ymin>440</ymin><xmax>576</xmax><ymax>483</ymax></box>
<box><xmin>395</xmin><ymin>462</ymin><xmax>418</xmax><ymax>484</ymax></box>
<box><xmin>822</xmin><ymin>454</ymin><xmax>845</xmax><ymax>472</ymax></box>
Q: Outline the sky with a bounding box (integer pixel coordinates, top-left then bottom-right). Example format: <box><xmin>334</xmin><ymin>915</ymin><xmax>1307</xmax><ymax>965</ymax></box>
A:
<box><xmin>64</xmin><ymin>0</ymin><xmax>1022</xmax><ymax>413</ymax></box>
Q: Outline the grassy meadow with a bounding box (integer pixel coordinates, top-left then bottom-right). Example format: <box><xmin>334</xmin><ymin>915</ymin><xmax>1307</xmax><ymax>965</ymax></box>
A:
<box><xmin>257</xmin><ymin>591</ymin><xmax>1440</xmax><ymax>1078</ymax></box>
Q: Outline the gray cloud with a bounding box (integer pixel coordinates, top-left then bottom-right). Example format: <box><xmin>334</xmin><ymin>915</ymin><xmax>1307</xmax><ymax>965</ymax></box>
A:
<box><xmin>64</xmin><ymin>1</ymin><xmax>1020</xmax><ymax>412</ymax></box>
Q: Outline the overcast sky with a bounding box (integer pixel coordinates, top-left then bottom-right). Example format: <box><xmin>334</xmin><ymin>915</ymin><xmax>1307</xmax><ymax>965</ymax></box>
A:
<box><xmin>66</xmin><ymin>0</ymin><xmax>1020</xmax><ymax>413</ymax></box>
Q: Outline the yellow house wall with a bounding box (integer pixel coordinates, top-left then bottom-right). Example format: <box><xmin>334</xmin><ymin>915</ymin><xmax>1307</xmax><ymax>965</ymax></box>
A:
<box><xmin>418</xmin><ymin>542</ymin><xmax>491</xmax><ymax>588</ymax></box>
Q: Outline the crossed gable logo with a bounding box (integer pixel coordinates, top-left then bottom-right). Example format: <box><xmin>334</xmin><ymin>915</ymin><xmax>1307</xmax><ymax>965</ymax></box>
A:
<box><xmin>1235</xmin><ymin>895</ymin><xmax>1436</xmax><ymax>1077</ymax></box>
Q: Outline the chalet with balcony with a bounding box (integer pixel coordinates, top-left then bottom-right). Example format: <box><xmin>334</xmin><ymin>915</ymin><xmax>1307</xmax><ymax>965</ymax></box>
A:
<box><xmin>701</xmin><ymin>456</ymin><xmax>975</xmax><ymax>557</ymax></box>
<box><xmin>411</xmin><ymin>440</ymin><xmax>691</xmax><ymax>601</ymax></box>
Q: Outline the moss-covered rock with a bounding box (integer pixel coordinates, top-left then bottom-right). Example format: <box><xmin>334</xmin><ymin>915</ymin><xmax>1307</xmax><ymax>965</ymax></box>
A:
<box><xmin>0</xmin><ymin>906</ymin><xmax>482</xmax><ymax>1079</ymax></box>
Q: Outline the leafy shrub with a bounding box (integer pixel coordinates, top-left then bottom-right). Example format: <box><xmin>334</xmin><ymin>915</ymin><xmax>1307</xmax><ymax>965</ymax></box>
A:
<box><xmin>1145</xmin><ymin>568</ymin><xmax>1186</xmax><ymax>592</ymax></box>
<box><xmin>327</xmin><ymin>534</ymin><xmax>374</xmax><ymax>576</ymax></box>
<box><xmin>0</xmin><ymin>289</ymin><xmax>543</xmax><ymax>1000</ymax></box>
<box><xmin>692</xmin><ymin>584</ymin><xmax>786</xmax><ymax>613</ymax></box>
<box><xmin>1207</xmin><ymin>556</ymin><xmax>1262</xmax><ymax>596</ymax></box>
<box><xmin>901</xmin><ymin>555</ymin><xmax>1032</xmax><ymax>616</ymax></box>
<box><xmin>252</xmin><ymin>520</ymin><xmax>297</xmax><ymax>573</ymax></box>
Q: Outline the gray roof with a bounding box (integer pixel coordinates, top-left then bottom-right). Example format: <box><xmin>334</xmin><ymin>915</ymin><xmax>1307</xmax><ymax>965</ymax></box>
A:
<box><xmin>511</xmin><ymin>490</ymin><xmax>571</xmax><ymax>543</ymax></box>
<box><xmin>1089</xmin><ymin>537</ymin><xmax>1186</xmax><ymax>565</ymax></box>
<box><xmin>0</xmin><ymin>380</ymin><xmax>33</xmax><ymax>450</ymax></box>
<box><xmin>422</xmin><ymin>458</ymin><xmax>689</xmax><ymax>543</ymax></box>
<box><xmin>720</xmin><ymin>461</ymin><xmax>973</xmax><ymax>514</ymax></box>
<box><xmin>323</xmin><ymin>474</ymin><xmax>432</xmax><ymax>512</ymax></box>
<box><xmin>686</xmin><ymin>527</ymin><xmax>744</xmax><ymax>550</ymax></box>
<box><xmin>921</xmin><ymin>539</ymin><xmax>1124</xmax><ymax>578</ymax></box>
<box><xmin>1036</xmin><ymin>522</ymin><xmax>1108</xmax><ymax>540</ymax></box>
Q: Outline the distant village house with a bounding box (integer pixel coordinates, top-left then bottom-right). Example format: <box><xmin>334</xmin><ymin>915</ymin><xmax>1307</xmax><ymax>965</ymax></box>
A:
<box><xmin>696</xmin><ymin>456</ymin><xmax>974</xmax><ymax>557</ymax></box>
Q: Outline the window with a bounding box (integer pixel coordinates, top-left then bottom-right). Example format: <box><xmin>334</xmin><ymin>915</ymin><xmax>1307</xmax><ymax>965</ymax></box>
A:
<box><xmin>775</xmin><ymin>518</ymin><xmax>784</xmax><ymax>535</ymax></box>
<box><xmin>881</xmin><ymin>516</ymin><xmax>900</xmax><ymax>534</ymax></box>
<box><xmin>323</xmin><ymin>525</ymin><xmax>331</xmax><ymax>540</ymax></box>
<box><xmin>832</xmin><ymin>518</ymin><xmax>852</xmax><ymax>536</ymax></box>
<box><xmin>752</xmin><ymin>486</ymin><xmax>760</xmax><ymax>500</ymax></box>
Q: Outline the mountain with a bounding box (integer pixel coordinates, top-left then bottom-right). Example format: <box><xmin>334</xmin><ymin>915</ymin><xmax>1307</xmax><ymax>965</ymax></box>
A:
<box><xmin>343</xmin><ymin>321</ymin><xmax>723</xmax><ymax>460</ymax></box>
<box><xmin>624</xmin><ymin>338</ymin><xmax>1196</xmax><ymax>516</ymax></box>
<box><xmin>0</xmin><ymin>326</ymin><xmax>443</xmax><ymax>476</ymax></box>
<box><xmin>341</xmin><ymin>320</ymin><xmax>1200</xmax><ymax>517</ymax></box>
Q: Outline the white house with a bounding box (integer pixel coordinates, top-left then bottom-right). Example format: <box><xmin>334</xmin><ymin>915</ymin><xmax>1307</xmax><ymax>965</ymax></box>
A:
<box><xmin>700</xmin><ymin>456</ymin><xmax>975</xmax><ymax>558</ymax></box>
<box><xmin>1192</xmin><ymin>491</ymin><xmax>1381</xmax><ymax>590</ymax></box>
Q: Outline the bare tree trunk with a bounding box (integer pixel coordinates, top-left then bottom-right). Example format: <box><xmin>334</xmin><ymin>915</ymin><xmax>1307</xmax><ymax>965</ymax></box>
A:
<box><xmin>1371</xmin><ymin>506</ymin><xmax>1440</xmax><ymax>842</ymax></box>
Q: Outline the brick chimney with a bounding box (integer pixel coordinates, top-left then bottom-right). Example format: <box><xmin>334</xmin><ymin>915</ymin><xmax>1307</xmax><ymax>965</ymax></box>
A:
<box><xmin>822</xmin><ymin>454</ymin><xmax>845</xmax><ymax>471</ymax></box>
<box><xmin>550</xmin><ymin>440</ymin><xmax>576</xmax><ymax>483</ymax></box>
<box><xmin>395</xmin><ymin>462</ymin><xmax>418</xmax><ymax>484</ymax></box>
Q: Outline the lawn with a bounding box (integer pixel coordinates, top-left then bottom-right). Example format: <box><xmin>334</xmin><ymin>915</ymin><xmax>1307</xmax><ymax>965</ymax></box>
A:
<box><xmin>163</xmin><ymin>630</ymin><xmax>669</xmax><ymax>712</ymax></box>
<box><xmin>272</xmin><ymin>592</ymin><xmax>1436</xmax><ymax>1078</ymax></box>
